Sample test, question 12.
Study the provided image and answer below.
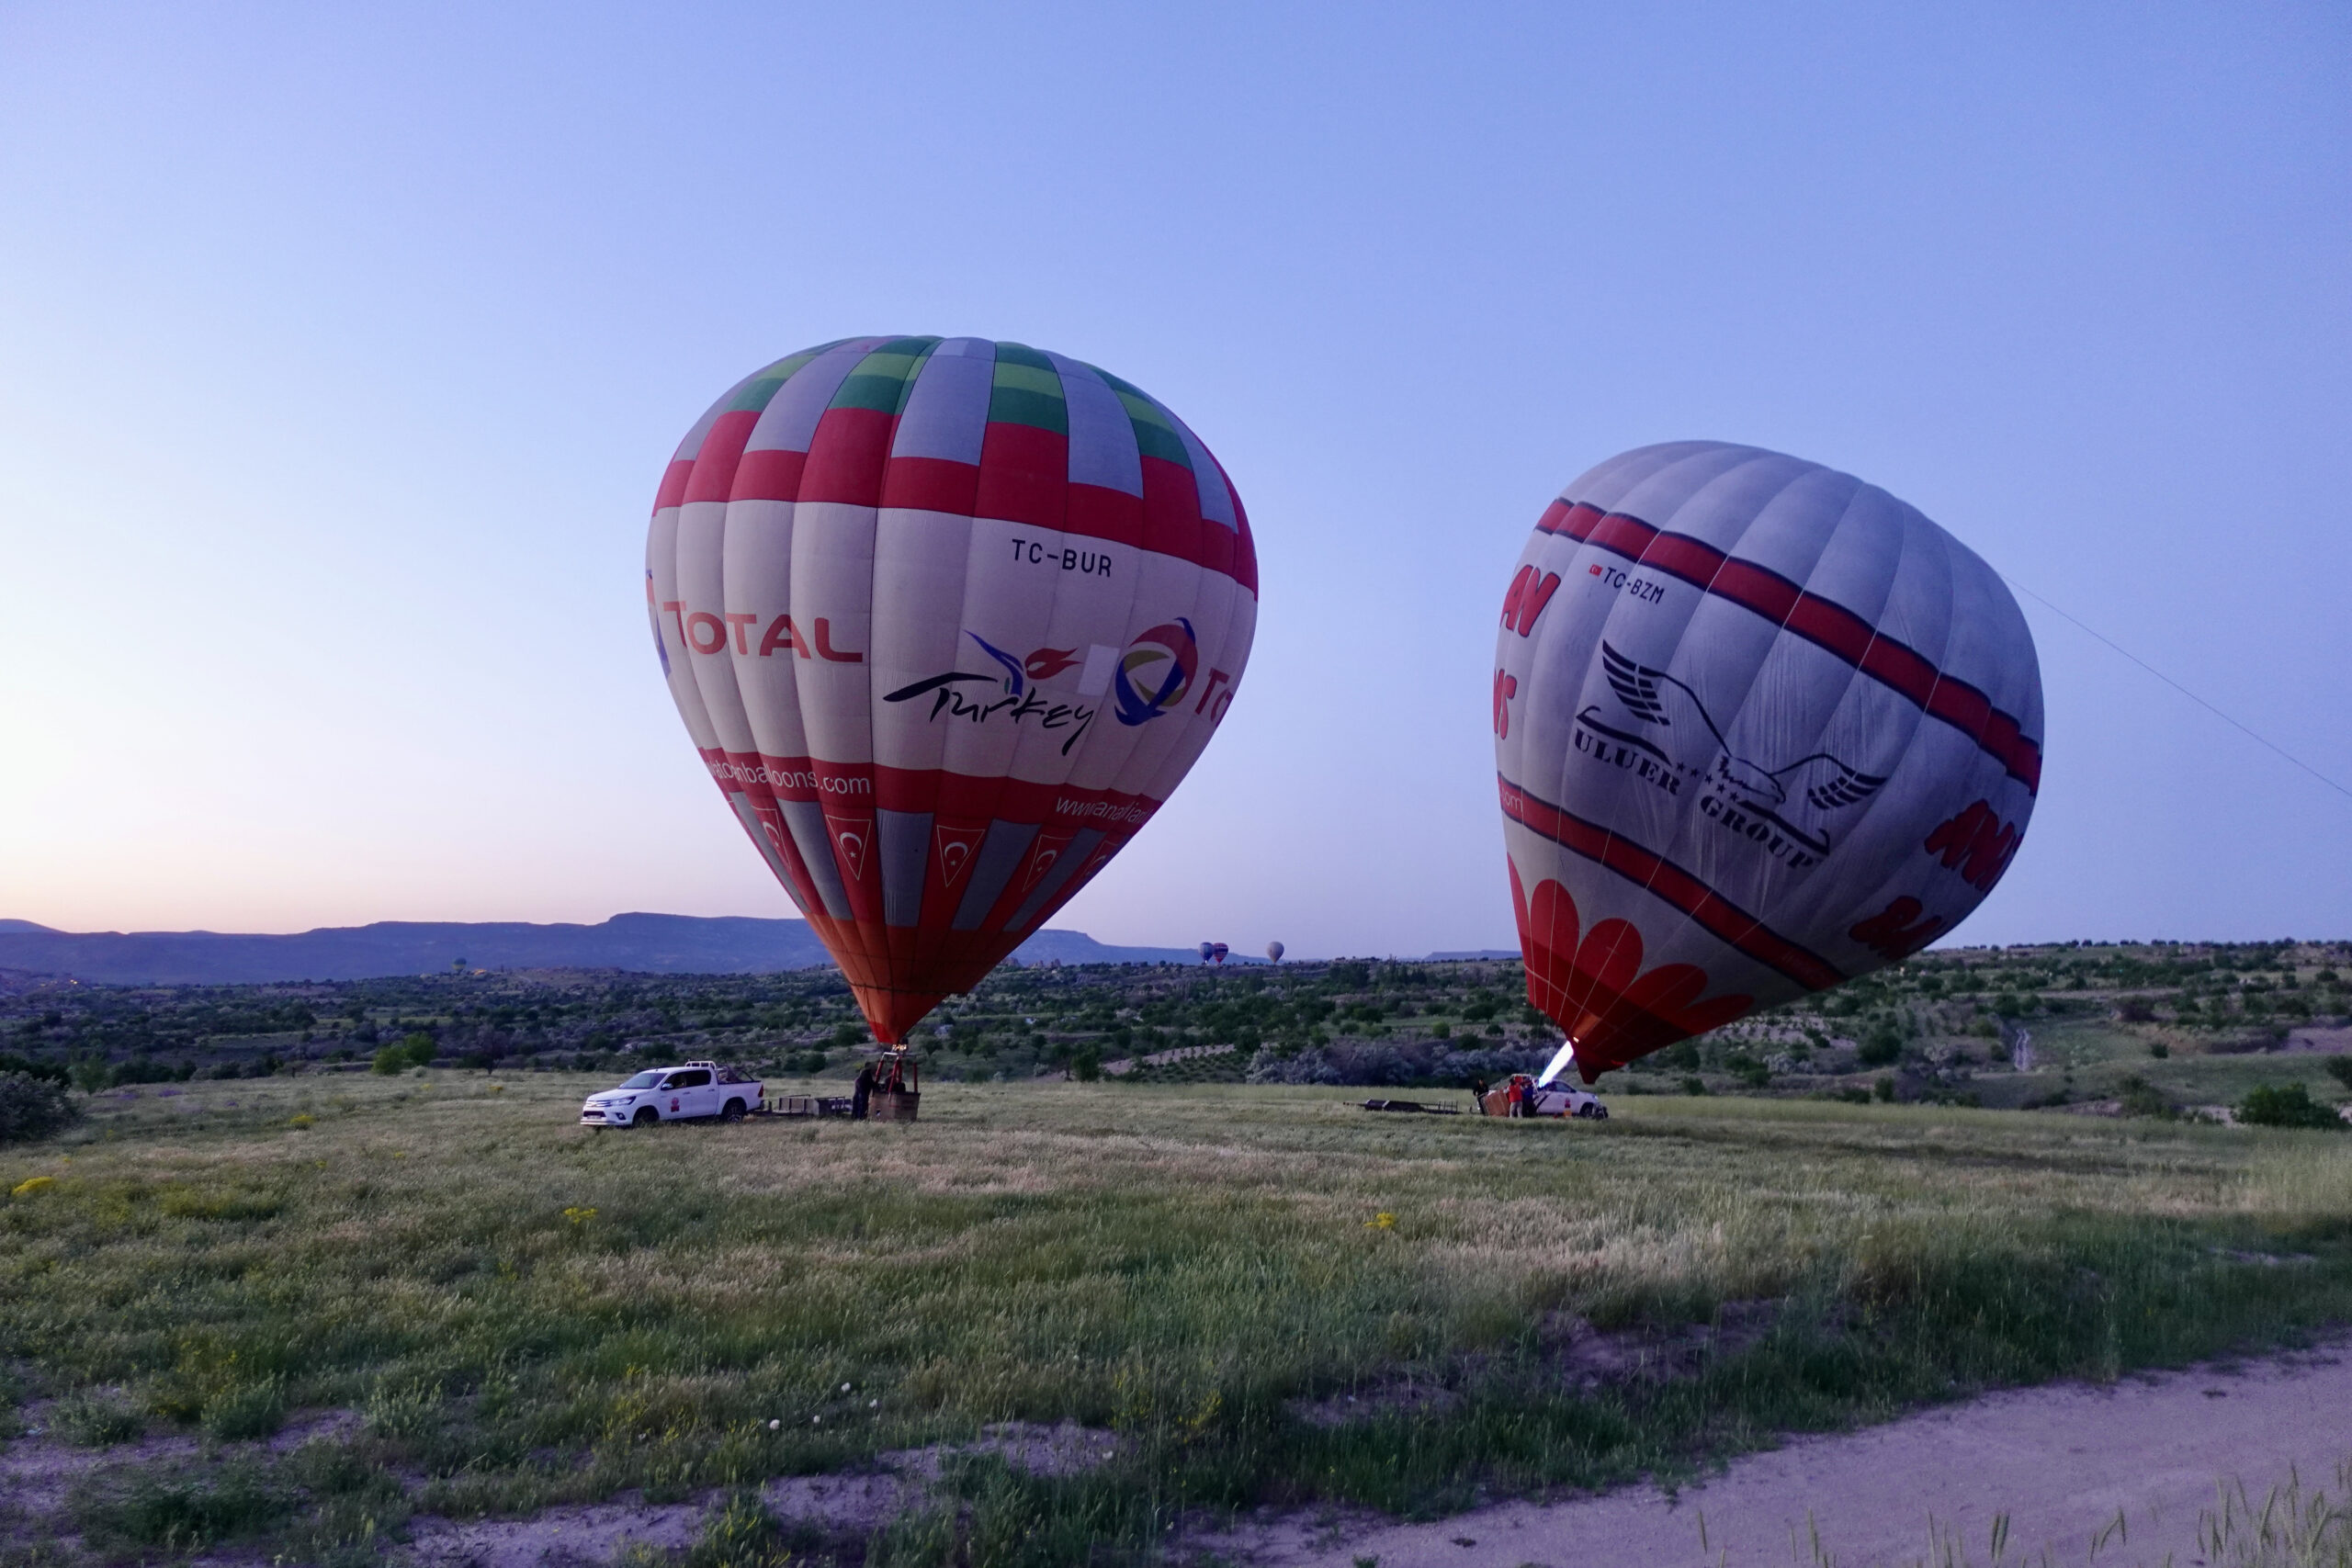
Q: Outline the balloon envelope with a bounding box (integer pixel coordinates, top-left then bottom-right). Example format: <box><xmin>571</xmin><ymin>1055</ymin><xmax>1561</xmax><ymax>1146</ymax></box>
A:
<box><xmin>1493</xmin><ymin>443</ymin><xmax>2041</xmax><ymax>1081</ymax></box>
<box><xmin>649</xmin><ymin>337</ymin><xmax>1257</xmax><ymax>1041</ymax></box>
<box><xmin>1266</xmin><ymin>941</ymin><xmax>1285</xmax><ymax>964</ymax></box>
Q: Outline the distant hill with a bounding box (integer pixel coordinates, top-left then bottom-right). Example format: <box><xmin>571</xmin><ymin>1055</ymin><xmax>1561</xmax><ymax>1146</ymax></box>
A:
<box><xmin>1425</xmin><ymin>949</ymin><xmax>1521</xmax><ymax>962</ymax></box>
<box><xmin>0</xmin><ymin>913</ymin><xmax>1206</xmax><ymax>986</ymax></box>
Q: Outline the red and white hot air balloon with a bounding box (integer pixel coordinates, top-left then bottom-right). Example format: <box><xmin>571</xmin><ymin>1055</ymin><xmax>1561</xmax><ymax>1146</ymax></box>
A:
<box><xmin>648</xmin><ymin>337</ymin><xmax>1256</xmax><ymax>1042</ymax></box>
<box><xmin>1492</xmin><ymin>443</ymin><xmax>2042</xmax><ymax>1083</ymax></box>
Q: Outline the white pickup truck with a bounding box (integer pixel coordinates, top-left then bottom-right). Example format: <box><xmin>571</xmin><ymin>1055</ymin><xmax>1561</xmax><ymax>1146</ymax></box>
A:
<box><xmin>580</xmin><ymin>1061</ymin><xmax>763</xmax><ymax>1129</ymax></box>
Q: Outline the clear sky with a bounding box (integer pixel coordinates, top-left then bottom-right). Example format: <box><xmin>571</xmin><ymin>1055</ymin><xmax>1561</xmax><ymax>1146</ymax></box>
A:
<box><xmin>2</xmin><ymin>3</ymin><xmax>2346</xmax><ymax>956</ymax></box>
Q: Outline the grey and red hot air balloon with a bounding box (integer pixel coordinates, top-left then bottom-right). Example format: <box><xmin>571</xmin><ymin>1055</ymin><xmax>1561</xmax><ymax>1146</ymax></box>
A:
<box><xmin>1492</xmin><ymin>443</ymin><xmax>2041</xmax><ymax>1084</ymax></box>
<box><xmin>648</xmin><ymin>337</ymin><xmax>1256</xmax><ymax>1044</ymax></box>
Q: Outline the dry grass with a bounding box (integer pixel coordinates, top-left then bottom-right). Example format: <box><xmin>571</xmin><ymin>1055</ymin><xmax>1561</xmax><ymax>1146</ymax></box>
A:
<box><xmin>4</xmin><ymin>1073</ymin><xmax>2350</xmax><ymax>1564</ymax></box>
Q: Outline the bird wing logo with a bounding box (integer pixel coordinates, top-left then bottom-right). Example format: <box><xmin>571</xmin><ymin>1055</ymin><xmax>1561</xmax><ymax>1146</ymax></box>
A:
<box><xmin>967</xmin><ymin>632</ymin><xmax>1030</xmax><ymax>696</ymax></box>
<box><xmin>1583</xmin><ymin>640</ymin><xmax>1888</xmax><ymax>863</ymax></box>
<box><xmin>1798</xmin><ymin>756</ymin><xmax>1887</xmax><ymax>811</ymax></box>
<box><xmin>1600</xmin><ymin>643</ymin><xmax>1675</xmax><ymax>726</ymax></box>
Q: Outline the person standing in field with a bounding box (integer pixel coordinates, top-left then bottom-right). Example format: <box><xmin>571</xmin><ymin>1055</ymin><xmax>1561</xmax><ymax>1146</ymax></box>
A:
<box><xmin>852</xmin><ymin>1062</ymin><xmax>874</xmax><ymax>1121</ymax></box>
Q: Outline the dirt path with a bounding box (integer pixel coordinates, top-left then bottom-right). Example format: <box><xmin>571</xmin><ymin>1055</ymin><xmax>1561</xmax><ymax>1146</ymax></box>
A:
<box><xmin>1200</xmin><ymin>1343</ymin><xmax>2352</xmax><ymax>1568</ymax></box>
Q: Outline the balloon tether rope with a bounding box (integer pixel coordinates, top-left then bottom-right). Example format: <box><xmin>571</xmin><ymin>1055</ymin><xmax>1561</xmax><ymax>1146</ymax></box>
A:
<box><xmin>2002</xmin><ymin>574</ymin><xmax>2352</xmax><ymax>807</ymax></box>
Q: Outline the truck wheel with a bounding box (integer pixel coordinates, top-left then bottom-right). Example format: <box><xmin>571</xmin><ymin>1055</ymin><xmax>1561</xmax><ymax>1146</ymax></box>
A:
<box><xmin>720</xmin><ymin>1099</ymin><xmax>746</xmax><ymax>1122</ymax></box>
<box><xmin>632</xmin><ymin>1107</ymin><xmax>659</xmax><ymax>1128</ymax></box>
<box><xmin>1575</xmin><ymin>1103</ymin><xmax>1600</xmax><ymax>1120</ymax></box>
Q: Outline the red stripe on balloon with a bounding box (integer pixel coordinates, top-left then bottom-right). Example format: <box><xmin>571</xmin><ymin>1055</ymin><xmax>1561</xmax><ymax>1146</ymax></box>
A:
<box><xmin>974</xmin><ymin>421</ymin><xmax>1069</xmax><ymax>529</ymax></box>
<box><xmin>730</xmin><ymin>448</ymin><xmax>806</xmax><ymax>502</ymax></box>
<box><xmin>1532</xmin><ymin>497</ymin><xmax>2041</xmax><ymax>795</ymax></box>
<box><xmin>1064</xmin><ymin>482</ymin><xmax>1145</xmax><ymax>547</ymax></box>
<box><xmin>742</xmin><ymin>757</ymin><xmax>1162</xmax><ymax>843</ymax></box>
<box><xmin>871</xmin><ymin>762</ymin><xmax>1161</xmax><ymax>832</ymax></box>
<box><xmin>652</xmin><ymin>459</ymin><xmax>696</xmax><ymax>513</ymax></box>
<box><xmin>799</xmin><ymin>407</ymin><xmax>899</xmax><ymax>507</ymax></box>
<box><xmin>1222</xmin><ymin>464</ymin><xmax>1260</xmax><ymax>597</ymax></box>
<box><xmin>720</xmin><ymin>446</ymin><xmax>1251</xmax><ymax>591</ymax></box>
<box><xmin>682</xmin><ymin>410</ymin><xmax>761</xmax><ymax>504</ymax></box>
<box><xmin>1138</xmin><ymin>455</ymin><xmax>1204</xmax><ymax>565</ymax></box>
<box><xmin>882</xmin><ymin>455</ymin><xmax>980</xmax><ymax>516</ymax></box>
<box><xmin>1498</xmin><ymin>773</ymin><xmax>1848</xmax><ymax>992</ymax></box>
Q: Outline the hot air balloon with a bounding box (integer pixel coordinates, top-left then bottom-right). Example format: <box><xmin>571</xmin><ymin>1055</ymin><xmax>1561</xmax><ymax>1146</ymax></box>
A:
<box><xmin>1212</xmin><ymin>942</ymin><xmax>1229</xmax><ymax>964</ymax></box>
<box><xmin>649</xmin><ymin>337</ymin><xmax>1257</xmax><ymax>1043</ymax></box>
<box><xmin>1198</xmin><ymin>942</ymin><xmax>1216</xmax><ymax>964</ymax></box>
<box><xmin>1493</xmin><ymin>443</ymin><xmax>2041</xmax><ymax>1084</ymax></box>
<box><xmin>1266</xmin><ymin>941</ymin><xmax>1285</xmax><ymax>964</ymax></box>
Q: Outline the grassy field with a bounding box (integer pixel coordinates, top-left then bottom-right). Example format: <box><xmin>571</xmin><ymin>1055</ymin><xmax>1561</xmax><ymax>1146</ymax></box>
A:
<box><xmin>4</xmin><ymin>1072</ymin><xmax>2351</xmax><ymax>1565</ymax></box>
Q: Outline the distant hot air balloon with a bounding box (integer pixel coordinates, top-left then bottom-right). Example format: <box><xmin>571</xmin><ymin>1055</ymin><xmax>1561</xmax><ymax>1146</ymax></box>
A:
<box><xmin>649</xmin><ymin>337</ymin><xmax>1256</xmax><ymax>1042</ymax></box>
<box><xmin>1493</xmin><ymin>443</ymin><xmax>2041</xmax><ymax>1084</ymax></box>
<box><xmin>1198</xmin><ymin>942</ymin><xmax>1216</xmax><ymax>964</ymax></box>
<box><xmin>1265</xmin><ymin>941</ymin><xmax>1285</xmax><ymax>964</ymax></box>
<box><xmin>1211</xmin><ymin>942</ymin><xmax>1229</xmax><ymax>964</ymax></box>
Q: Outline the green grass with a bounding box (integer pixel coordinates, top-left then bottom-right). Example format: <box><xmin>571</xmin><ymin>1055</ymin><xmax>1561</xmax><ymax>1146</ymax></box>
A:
<box><xmin>4</xmin><ymin>1073</ymin><xmax>2351</xmax><ymax>1564</ymax></box>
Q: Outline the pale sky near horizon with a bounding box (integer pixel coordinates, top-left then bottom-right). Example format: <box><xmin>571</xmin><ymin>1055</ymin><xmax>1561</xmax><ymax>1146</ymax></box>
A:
<box><xmin>2</xmin><ymin>3</ymin><xmax>2347</xmax><ymax>957</ymax></box>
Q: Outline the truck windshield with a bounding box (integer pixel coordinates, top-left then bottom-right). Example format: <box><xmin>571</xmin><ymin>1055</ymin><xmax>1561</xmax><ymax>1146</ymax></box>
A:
<box><xmin>617</xmin><ymin>1071</ymin><xmax>662</xmax><ymax>1089</ymax></box>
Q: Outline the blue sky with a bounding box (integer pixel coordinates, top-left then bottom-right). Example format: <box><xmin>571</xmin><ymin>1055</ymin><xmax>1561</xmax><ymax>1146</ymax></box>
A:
<box><xmin>1</xmin><ymin>3</ymin><xmax>2346</xmax><ymax>955</ymax></box>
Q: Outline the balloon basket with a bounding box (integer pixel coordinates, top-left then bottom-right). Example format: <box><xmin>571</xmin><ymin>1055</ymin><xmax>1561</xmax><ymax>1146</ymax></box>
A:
<box><xmin>872</xmin><ymin>1090</ymin><xmax>920</xmax><ymax>1122</ymax></box>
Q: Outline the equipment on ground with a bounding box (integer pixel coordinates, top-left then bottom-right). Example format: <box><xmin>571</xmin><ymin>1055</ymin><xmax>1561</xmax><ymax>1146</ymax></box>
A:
<box><xmin>768</xmin><ymin>1094</ymin><xmax>856</xmax><ymax>1118</ymax></box>
<box><xmin>647</xmin><ymin>337</ymin><xmax>1257</xmax><ymax>1048</ymax></box>
<box><xmin>1493</xmin><ymin>442</ymin><xmax>2043</xmax><ymax>1085</ymax></box>
<box><xmin>1361</xmin><ymin>1098</ymin><xmax>1461</xmax><ymax>1114</ymax></box>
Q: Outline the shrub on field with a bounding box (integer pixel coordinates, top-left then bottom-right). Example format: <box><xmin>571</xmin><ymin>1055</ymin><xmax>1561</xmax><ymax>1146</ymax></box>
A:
<box><xmin>55</xmin><ymin>1391</ymin><xmax>145</xmax><ymax>1446</ymax></box>
<box><xmin>2117</xmin><ymin>1076</ymin><xmax>2177</xmax><ymax>1121</ymax></box>
<box><xmin>0</xmin><ymin>1070</ymin><xmax>81</xmax><ymax>1145</ymax></box>
<box><xmin>1856</xmin><ymin>1025</ymin><xmax>1903</xmax><ymax>1066</ymax></box>
<box><xmin>71</xmin><ymin>1460</ymin><xmax>295</xmax><ymax>1552</ymax></box>
<box><xmin>2207</xmin><ymin>1032</ymin><xmax>2284</xmax><ymax>1056</ymax></box>
<box><xmin>2236</xmin><ymin>1082</ymin><xmax>2346</xmax><ymax>1131</ymax></box>
<box><xmin>630</xmin><ymin>1490</ymin><xmax>797</xmax><ymax>1568</ymax></box>
<box><xmin>2324</xmin><ymin>1057</ymin><xmax>2352</xmax><ymax>1093</ymax></box>
<box><xmin>201</xmin><ymin>1376</ymin><xmax>288</xmax><ymax>1441</ymax></box>
<box><xmin>371</xmin><ymin>1032</ymin><xmax>435</xmax><ymax>1075</ymax></box>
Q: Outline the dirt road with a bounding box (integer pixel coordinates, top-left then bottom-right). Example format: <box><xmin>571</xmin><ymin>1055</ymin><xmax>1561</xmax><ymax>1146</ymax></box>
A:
<box><xmin>1206</xmin><ymin>1343</ymin><xmax>2352</xmax><ymax>1568</ymax></box>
